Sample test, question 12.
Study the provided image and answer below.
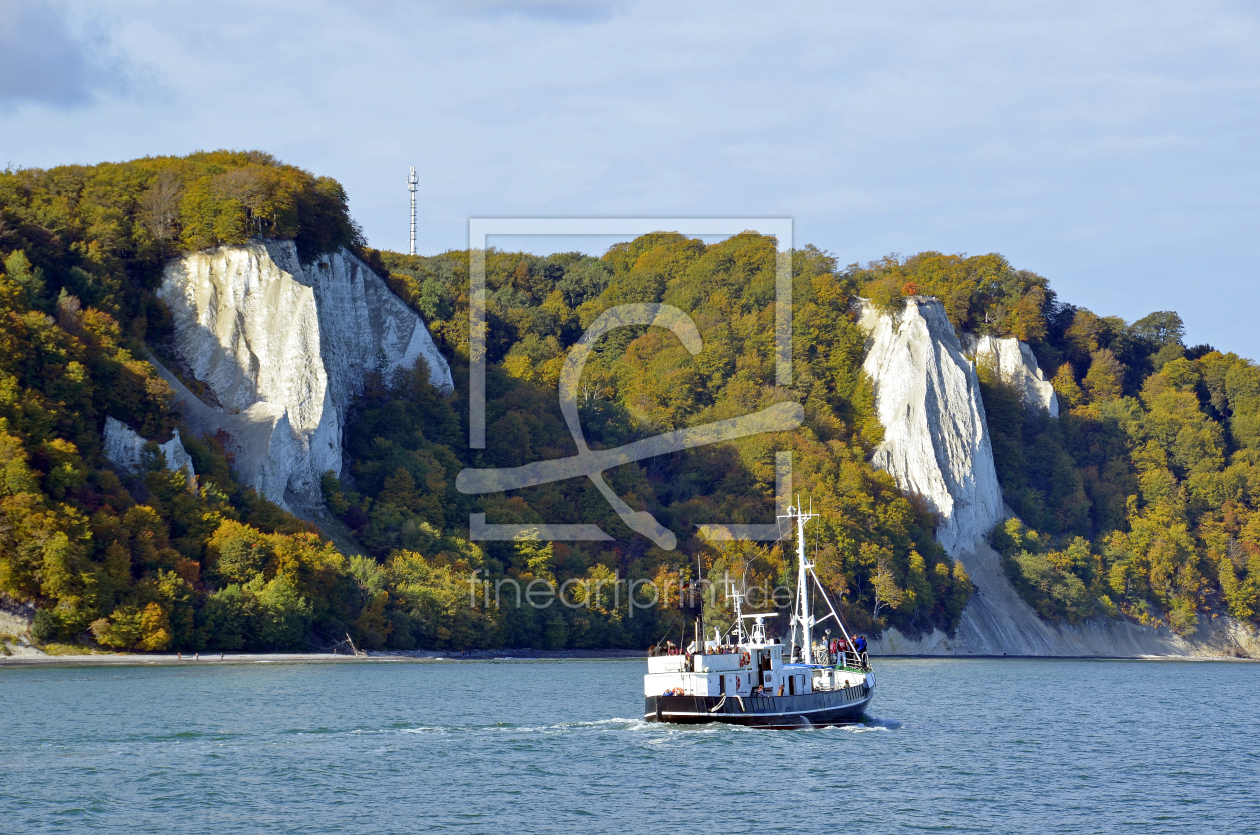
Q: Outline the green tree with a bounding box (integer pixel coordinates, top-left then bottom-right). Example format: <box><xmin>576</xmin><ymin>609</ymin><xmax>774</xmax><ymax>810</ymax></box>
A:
<box><xmin>247</xmin><ymin>573</ymin><xmax>313</xmax><ymax>650</ymax></box>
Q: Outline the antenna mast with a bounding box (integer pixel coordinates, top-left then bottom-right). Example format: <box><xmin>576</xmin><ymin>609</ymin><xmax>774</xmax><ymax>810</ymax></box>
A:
<box><xmin>726</xmin><ymin>582</ymin><xmax>747</xmax><ymax>645</ymax></box>
<box><xmin>781</xmin><ymin>497</ymin><xmax>818</xmax><ymax>664</ymax></box>
<box><xmin>407</xmin><ymin>166</ymin><xmax>418</xmax><ymax>256</ymax></box>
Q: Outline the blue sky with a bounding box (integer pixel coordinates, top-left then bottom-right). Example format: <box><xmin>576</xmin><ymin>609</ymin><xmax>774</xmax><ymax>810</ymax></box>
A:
<box><xmin>2</xmin><ymin>0</ymin><xmax>1258</xmax><ymax>356</ymax></box>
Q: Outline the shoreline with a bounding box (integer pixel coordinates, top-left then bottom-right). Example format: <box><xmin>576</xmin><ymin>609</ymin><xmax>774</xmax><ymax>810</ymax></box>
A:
<box><xmin>0</xmin><ymin>648</ymin><xmax>648</xmax><ymax>667</ymax></box>
<box><xmin>2</xmin><ymin>649</ymin><xmax>1256</xmax><ymax>668</ymax></box>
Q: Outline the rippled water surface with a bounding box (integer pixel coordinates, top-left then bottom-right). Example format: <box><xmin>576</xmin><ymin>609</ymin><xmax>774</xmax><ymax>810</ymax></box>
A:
<box><xmin>2</xmin><ymin>658</ymin><xmax>1257</xmax><ymax>833</ymax></box>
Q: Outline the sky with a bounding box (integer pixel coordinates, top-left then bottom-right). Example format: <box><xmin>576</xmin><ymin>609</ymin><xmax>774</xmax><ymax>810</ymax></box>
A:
<box><xmin>1</xmin><ymin>0</ymin><xmax>1258</xmax><ymax>356</ymax></box>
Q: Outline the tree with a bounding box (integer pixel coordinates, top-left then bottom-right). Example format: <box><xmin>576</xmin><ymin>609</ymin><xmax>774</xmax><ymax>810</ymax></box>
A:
<box><xmin>1083</xmin><ymin>349</ymin><xmax>1125</xmax><ymax>401</ymax></box>
<box><xmin>2</xmin><ymin>250</ymin><xmax>45</xmax><ymax>310</ymax></box>
<box><xmin>1131</xmin><ymin>311</ymin><xmax>1185</xmax><ymax>348</ymax></box>
<box><xmin>139</xmin><ymin>170</ymin><xmax>183</xmax><ymax>242</ymax></box>
<box><xmin>248</xmin><ymin>573</ymin><xmax>312</xmax><ymax>650</ymax></box>
<box><xmin>514</xmin><ymin>529</ymin><xmax>556</xmax><ymax>583</ymax></box>
<box><xmin>1051</xmin><ymin>364</ymin><xmax>1084</xmax><ymax>410</ymax></box>
<box><xmin>379</xmin><ymin>467</ymin><xmax>420</xmax><ymax>511</ymax></box>
<box><xmin>871</xmin><ymin>554</ymin><xmax>904</xmax><ymax>620</ymax></box>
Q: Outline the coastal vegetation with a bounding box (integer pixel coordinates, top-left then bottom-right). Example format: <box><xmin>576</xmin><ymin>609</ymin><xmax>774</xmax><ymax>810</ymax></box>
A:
<box><xmin>858</xmin><ymin>255</ymin><xmax>1260</xmax><ymax>633</ymax></box>
<box><xmin>338</xmin><ymin>237</ymin><xmax>970</xmax><ymax>649</ymax></box>
<box><xmin>0</xmin><ymin>152</ymin><xmax>392</xmax><ymax>652</ymax></box>
<box><xmin>2</xmin><ymin>151</ymin><xmax>1258</xmax><ymax>653</ymax></box>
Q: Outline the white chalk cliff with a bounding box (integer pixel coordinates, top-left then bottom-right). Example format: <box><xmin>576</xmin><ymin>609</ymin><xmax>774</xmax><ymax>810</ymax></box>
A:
<box><xmin>856</xmin><ymin>298</ymin><xmax>1005</xmax><ymax>557</ymax></box>
<box><xmin>964</xmin><ymin>334</ymin><xmax>1059</xmax><ymax>417</ymax></box>
<box><xmin>856</xmin><ymin>297</ymin><xmax>1259</xmax><ymax>658</ymax></box>
<box><xmin>103</xmin><ymin>417</ymin><xmax>196</xmax><ymax>485</ymax></box>
<box><xmin>153</xmin><ymin>240</ymin><xmax>451</xmax><ymax>510</ymax></box>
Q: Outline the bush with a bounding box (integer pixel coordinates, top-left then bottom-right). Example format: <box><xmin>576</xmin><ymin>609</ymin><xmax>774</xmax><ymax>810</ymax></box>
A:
<box><xmin>31</xmin><ymin>608</ymin><xmax>62</xmax><ymax>643</ymax></box>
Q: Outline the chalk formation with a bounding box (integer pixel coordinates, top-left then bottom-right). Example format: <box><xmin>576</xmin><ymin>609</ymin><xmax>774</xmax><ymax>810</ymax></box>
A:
<box><xmin>153</xmin><ymin>240</ymin><xmax>451</xmax><ymax>512</ymax></box>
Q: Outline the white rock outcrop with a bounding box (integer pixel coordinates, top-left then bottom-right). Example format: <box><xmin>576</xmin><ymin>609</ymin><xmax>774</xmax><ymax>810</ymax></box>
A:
<box><xmin>963</xmin><ymin>334</ymin><xmax>1059</xmax><ymax>417</ymax></box>
<box><xmin>103</xmin><ymin>417</ymin><xmax>196</xmax><ymax>484</ymax></box>
<box><xmin>154</xmin><ymin>240</ymin><xmax>451</xmax><ymax>509</ymax></box>
<box><xmin>855</xmin><ymin>298</ymin><xmax>1005</xmax><ymax>557</ymax></box>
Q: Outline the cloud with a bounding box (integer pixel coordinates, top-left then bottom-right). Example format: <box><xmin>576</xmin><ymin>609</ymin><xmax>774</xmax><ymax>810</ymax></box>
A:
<box><xmin>451</xmin><ymin>0</ymin><xmax>627</xmax><ymax>23</ymax></box>
<box><xmin>0</xmin><ymin>1</ymin><xmax>138</xmax><ymax>107</ymax></box>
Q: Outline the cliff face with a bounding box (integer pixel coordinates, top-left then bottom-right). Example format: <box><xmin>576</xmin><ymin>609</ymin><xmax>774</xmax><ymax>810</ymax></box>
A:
<box><xmin>154</xmin><ymin>240</ymin><xmax>451</xmax><ymax>510</ymax></box>
<box><xmin>964</xmin><ymin>334</ymin><xmax>1059</xmax><ymax>417</ymax></box>
<box><xmin>855</xmin><ymin>298</ymin><xmax>1005</xmax><ymax>556</ymax></box>
<box><xmin>103</xmin><ymin>417</ymin><xmax>196</xmax><ymax>486</ymax></box>
<box><xmin>856</xmin><ymin>297</ymin><xmax>1258</xmax><ymax>658</ymax></box>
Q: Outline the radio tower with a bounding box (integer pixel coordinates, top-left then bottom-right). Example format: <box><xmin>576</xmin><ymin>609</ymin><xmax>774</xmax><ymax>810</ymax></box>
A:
<box><xmin>407</xmin><ymin>166</ymin><xmax>418</xmax><ymax>256</ymax></box>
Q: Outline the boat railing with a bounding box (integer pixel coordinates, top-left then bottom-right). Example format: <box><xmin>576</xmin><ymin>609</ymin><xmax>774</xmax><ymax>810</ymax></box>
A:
<box><xmin>823</xmin><ymin>649</ymin><xmax>871</xmax><ymax>671</ymax></box>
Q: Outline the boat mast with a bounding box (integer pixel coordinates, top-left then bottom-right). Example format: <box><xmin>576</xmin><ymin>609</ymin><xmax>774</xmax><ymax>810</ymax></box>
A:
<box><xmin>726</xmin><ymin>583</ymin><xmax>746</xmax><ymax>644</ymax></box>
<box><xmin>783</xmin><ymin>498</ymin><xmax>817</xmax><ymax>663</ymax></box>
<box><xmin>795</xmin><ymin>503</ymin><xmax>811</xmax><ymax>663</ymax></box>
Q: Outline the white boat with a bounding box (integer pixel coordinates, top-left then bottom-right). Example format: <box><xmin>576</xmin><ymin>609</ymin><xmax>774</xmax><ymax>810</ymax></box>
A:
<box><xmin>644</xmin><ymin>503</ymin><xmax>875</xmax><ymax>728</ymax></box>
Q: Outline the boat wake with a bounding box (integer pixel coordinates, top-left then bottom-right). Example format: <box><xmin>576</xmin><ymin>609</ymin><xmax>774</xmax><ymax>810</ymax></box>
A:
<box><xmin>398</xmin><ymin>717</ymin><xmax>650</xmax><ymax>736</ymax></box>
<box><xmin>365</xmin><ymin>713</ymin><xmax>903</xmax><ymax>739</ymax></box>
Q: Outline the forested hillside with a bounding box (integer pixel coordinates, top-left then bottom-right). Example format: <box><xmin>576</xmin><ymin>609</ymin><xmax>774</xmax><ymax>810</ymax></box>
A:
<box><xmin>332</xmin><ymin>237</ymin><xmax>971</xmax><ymax>649</ymax></box>
<box><xmin>3</xmin><ymin>151</ymin><xmax>1258</xmax><ymax>655</ymax></box>
<box><xmin>0</xmin><ymin>152</ymin><xmax>441</xmax><ymax>653</ymax></box>
<box><xmin>1</xmin><ymin>152</ymin><xmax>961</xmax><ymax>653</ymax></box>
<box><xmin>359</xmin><ymin>246</ymin><xmax>1260</xmax><ymax>642</ymax></box>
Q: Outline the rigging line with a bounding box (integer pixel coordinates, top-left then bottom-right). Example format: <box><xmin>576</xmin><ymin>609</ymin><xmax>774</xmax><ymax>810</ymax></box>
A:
<box><xmin>748</xmin><ymin>521</ymin><xmax>792</xmax><ymax>573</ymax></box>
<box><xmin>809</xmin><ymin>574</ymin><xmax>815</xmax><ymax>646</ymax></box>
<box><xmin>755</xmin><ymin>519</ymin><xmax>790</xmax><ymax>550</ymax></box>
<box><xmin>651</xmin><ymin>616</ymin><xmax>686</xmax><ymax>652</ymax></box>
<box><xmin>809</xmin><ymin>568</ymin><xmax>857</xmax><ymax>652</ymax></box>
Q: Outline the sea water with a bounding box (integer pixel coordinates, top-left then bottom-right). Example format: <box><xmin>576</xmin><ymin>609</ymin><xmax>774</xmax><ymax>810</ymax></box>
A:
<box><xmin>1</xmin><ymin>658</ymin><xmax>1257</xmax><ymax>833</ymax></box>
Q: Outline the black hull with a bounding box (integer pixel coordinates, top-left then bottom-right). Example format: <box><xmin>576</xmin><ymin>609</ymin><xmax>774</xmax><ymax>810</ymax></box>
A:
<box><xmin>645</xmin><ymin>683</ymin><xmax>873</xmax><ymax>729</ymax></box>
